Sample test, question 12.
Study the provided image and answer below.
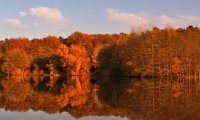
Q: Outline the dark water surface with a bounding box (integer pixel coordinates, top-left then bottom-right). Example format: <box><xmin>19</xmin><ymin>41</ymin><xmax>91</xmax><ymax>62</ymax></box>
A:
<box><xmin>0</xmin><ymin>76</ymin><xmax>200</xmax><ymax>120</ymax></box>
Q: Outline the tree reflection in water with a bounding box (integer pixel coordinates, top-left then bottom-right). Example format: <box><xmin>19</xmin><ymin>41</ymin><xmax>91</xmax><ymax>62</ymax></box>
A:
<box><xmin>0</xmin><ymin>76</ymin><xmax>200</xmax><ymax>120</ymax></box>
<box><xmin>97</xmin><ymin>77</ymin><xmax>200</xmax><ymax>120</ymax></box>
<box><xmin>0</xmin><ymin>75</ymin><xmax>127</xmax><ymax>119</ymax></box>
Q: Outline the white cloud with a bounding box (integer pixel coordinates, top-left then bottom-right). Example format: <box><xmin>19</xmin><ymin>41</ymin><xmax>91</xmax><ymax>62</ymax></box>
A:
<box><xmin>106</xmin><ymin>8</ymin><xmax>200</xmax><ymax>28</ymax></box>
<box><xmin>6</xmin><ymin>18</ymin><xmax>25</xmax><ymax>28</ymax></box>
<box><xmin>106</xmin><ymin>8</ymin><xmax>149</xmax><ymax>26</ymax></box>
<box><xmin>29</xmin><ymin>7</ymin><xmax>69</xmax><ymax>26</ymax></box>
<box><xmin>19</xmin><ymin>11</ymin><xmax>27</xmax><ymax>16</ymax></box>
<box><xmin>159</xmin><ymin>15</ymin><xmax>200</xmax><ymax>28</ymax></box>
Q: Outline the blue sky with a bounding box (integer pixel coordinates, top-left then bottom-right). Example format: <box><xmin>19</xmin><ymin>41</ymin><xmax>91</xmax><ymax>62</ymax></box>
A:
<box><xmin>0</xmin><ymin>0</ymin><xmax>200</xmax><ymax>39</ymax></box>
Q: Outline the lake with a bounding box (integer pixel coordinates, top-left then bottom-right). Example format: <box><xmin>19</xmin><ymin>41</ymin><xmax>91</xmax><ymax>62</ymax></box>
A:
<box><xmin>0</xmin><ymin>76</ymin><xmax>200</xmax><ymax>120</ymax></box>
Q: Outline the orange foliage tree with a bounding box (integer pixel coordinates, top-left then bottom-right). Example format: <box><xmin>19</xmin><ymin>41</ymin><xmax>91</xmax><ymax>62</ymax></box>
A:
<box><xmin>56</xmin><ymin>44</ymin><xmax>90</xmax><ymax>75</ymax></box>
<box><xmin>1</xmin><ymin>49</ymin><xmax>33</xmax><ymax>75</ymax></box>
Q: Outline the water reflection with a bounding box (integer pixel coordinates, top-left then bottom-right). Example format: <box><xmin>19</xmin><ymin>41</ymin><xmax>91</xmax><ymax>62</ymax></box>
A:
<box><xmin>97</xmin><ymin>78</ymin><xmax>200</xmax><ymax>120</ymax></box>
<box><xmin>0</xmin><ymin>75</ymin><xmax>127</xmax><ymax>120</ymax></box>
<box><xmin>0</xmin><ymin>76</ymin><xmax>200</xmax><ymax>120</ymax></box>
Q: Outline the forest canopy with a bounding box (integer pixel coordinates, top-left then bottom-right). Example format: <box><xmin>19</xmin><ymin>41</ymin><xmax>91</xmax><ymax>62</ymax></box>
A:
<box><xmin>0</xmin><ymin>32</ymin><xmax>128</xmax><ymax>76</ymax></box>
<box><xmin>1</xmin><ymin>26</ymin><xmax>200</xmax><ymax>80</ymax></box>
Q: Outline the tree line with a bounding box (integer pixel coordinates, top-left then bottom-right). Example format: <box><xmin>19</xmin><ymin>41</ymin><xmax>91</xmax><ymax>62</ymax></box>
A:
<box><xmin>98</xmin><ymin>26</ymin><xmax>200</xmax><ymax>79</ymax></box>
<box><xmin>1</xmin><ymin>26</ymin><xmax>200</xmax><ymax>79</ymax></box>
<box><xmin>0</xmin><ymin>31</ymin><xmax>128</xmax><ymax>77</ymax></box>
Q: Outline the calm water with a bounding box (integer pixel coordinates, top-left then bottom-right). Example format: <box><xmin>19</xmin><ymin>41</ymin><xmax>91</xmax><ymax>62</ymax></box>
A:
<box><xmin>0</xmin><ymin>76</ymin><xmax>200</xmax><ymax>120</ymax></box>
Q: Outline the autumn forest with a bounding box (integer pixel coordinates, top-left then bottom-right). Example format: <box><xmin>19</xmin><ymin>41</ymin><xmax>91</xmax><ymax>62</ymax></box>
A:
<box><xmin>0</xmin><ymin>26</ymin><xmax>200</xmax><ymax>79</ymax></box>
<box><xmin>1</xmin><ymin>26</ymin><xmax>200</xmax><ymax>119</ymax></box>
